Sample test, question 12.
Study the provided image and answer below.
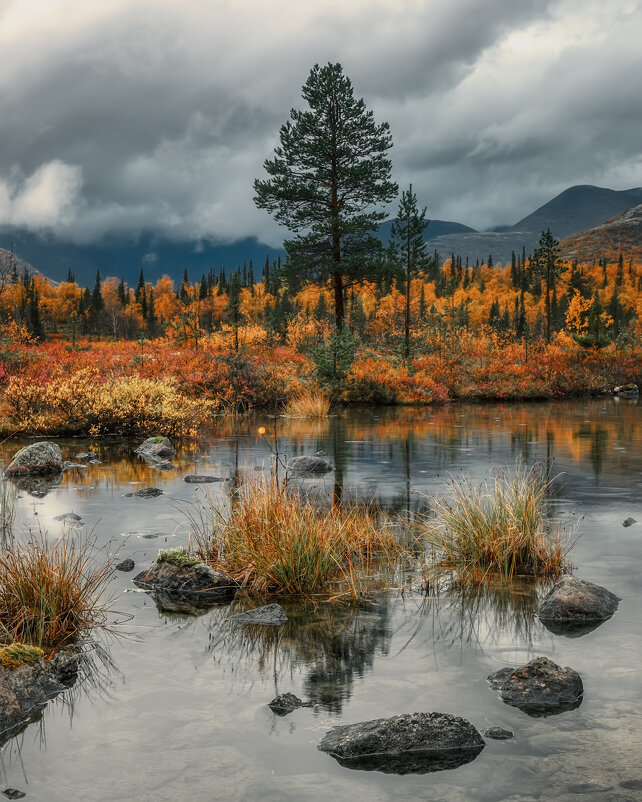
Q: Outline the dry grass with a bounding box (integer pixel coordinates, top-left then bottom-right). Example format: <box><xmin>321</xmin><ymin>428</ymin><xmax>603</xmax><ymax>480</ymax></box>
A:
<box><xmin>193</xmin><ymin>477</ymin><xmax>399</xmax><ymax>597</ymax></box>
<box><xmin>284</xmin><ymin>391</ymin><xmax>331</xmax><ymax>418</ymax></box>
<box><xmin>0</xmin><ymin>536</ymin><xmax>111</xmax><ymax>648</ymax></box>
<box><xmin>419</xmin><ymin>466</ymin><xmax>571</xmax><ymax>583</ymax></box>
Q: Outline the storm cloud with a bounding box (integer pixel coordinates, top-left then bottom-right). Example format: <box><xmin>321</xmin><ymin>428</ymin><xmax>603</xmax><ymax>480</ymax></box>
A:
<box><xmin>0</xmin><ymin>0</ymin><xmax>640</xmax><ymax>244</ymax></box>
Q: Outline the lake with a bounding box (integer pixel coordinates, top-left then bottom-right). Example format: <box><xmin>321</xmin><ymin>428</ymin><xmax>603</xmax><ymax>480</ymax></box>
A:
<box><xmin>1</xmin><ymin>397</ymin><xmax>641</xmax><ymax>801</ymax></box>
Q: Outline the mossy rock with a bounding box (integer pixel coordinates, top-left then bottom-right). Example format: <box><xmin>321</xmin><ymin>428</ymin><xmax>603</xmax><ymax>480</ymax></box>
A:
<box><xmin>0</xmin><ymin>643</ymin><xmax>44</xmax><ymax>670</ymax></box>
<box><xmin>155</xmin><ymin>547</ymin><xmax>202</xmax><ymax>569</ymax></box>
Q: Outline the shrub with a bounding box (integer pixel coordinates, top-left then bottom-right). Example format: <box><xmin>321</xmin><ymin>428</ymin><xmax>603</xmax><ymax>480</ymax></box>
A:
<box><xmin>419</xmin><ymin>466</ymin><xmax>571</xmax><ymax>583</ymax></box>
<box><xmin>0</xmin><ymin>536</ymin><xmax>111</xmax><ymax>648</ymax></box>
<box><xmin>155</xmin><ymin>547</ymin><xmax>202</xmax><ymax>568</ymax></box>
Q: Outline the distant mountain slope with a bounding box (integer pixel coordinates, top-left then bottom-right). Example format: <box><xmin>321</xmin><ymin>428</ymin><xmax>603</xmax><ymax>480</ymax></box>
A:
<box><xmin>560</xmin><ymin>204</ymin><xmax>642</xmax><ymax>262</ymax></box>
<box><xmin>509</xmin><ymin>185</ymin><xmax>642</xmax><ymax>241</ymax></box>
<box><xmin>377</xmin><ymin>218</ymin><xmax>476</xmax><ymax>243</ymax></box>
<box><xmin>426</xmin><ymin>185</ymin><xmax>642</xmax><ymax>265</ymax></box>
<box><xmin>0</xmin><ymin>247</ymin><xmax>50</xmax><ymax>283</ymax></box>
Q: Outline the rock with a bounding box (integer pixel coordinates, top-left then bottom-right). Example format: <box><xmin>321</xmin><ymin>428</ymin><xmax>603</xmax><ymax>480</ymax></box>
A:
<box><xmin>153</xmin><ymin>460</ymin><xmax>175</xmax><ymax>472</ymax></box>
<box><xmin>75</xmin><ymin>451</ymin><xmax>98</xmax><ymax>460</ymax></box>
<box><xmin>184</xmin><ymin>475</ymin><xmax>224</xmax><ymax>484</ymax></box>
<box><xmin>124</xmin><ymin>487</ymin><xmax>163</xmax><ymax>498</ymax></box>
<box><xmin>287</xmin><ymin>455</ymin><xmax>332</xmax><ymax>474</ymax></box>
<box><xmin>318</xmin><ymin>712</ymin><xmax>485</xmax><ymax>774</ymax></box>
<box><xmin>268</xmin><ymin>692</ymin><xmax>314</xmax><ymax>716</ymax></box>
<box><xmin>0</xmin><ymin>651</ymin><xmax>78</xmax><ymax>747</ymax></box>
<box><xmin>537</xmin><ymin>575</ymin><xmax>620</xmax><ymax>636</ymax></box>
<box><xmin>88</xmin><ymin>459</ymin><xmax>102</xmax><ymax>465</ymax></box>
<box><xmin>481</xmin><ymin>727</ymin><xmax>514</xmax><ymax>740</ymax></box>
<box><xmin>230</xmin><ymin>603</ymin><xmax>288</xmax><ymax>625</ymax></box>
<box><xmin>115</xmin><ymin>558</ymin><xmax>135</xmax><ymax>572</ymax></box>
<box><xmin>62</xmin><ymin>461</ymin><xmax>87</xmax><ymax>470</ymax></box>
<box><xmin>623</xmin><ymin>518</ymin><xmax>637</xmax><ymax>527</ymax></box>
<box><xmin>5</xmin><ymin>442</ymin><xmax>64</xmax><ymax>477</ymax></box>
<box><xmin>613</xmin><ymin>383</ymin><xmax>639</xmax><ymax>396</ymax></box>
<box><xmin>135</xmin><ymin>437</ymin><xmax>175</xmax><ymax>461</ymax></box>
<box><xmin>54</xmin><ymin>512</ymin><xmax>82</xmax><ymax>522</ymax></box>
<box><xmin>488</xmin><ymin>656</ymin><xmax>583</xmax><ymax>717</ymax></box>
<box><xmin>3</xmin><ymin>789</ymin><xmax>26</xmax><ymax>800</ymax></box>
<box><xmin>133</xmin><ymin>562</ymin><xmax>238</xmax><ymax>607</ymax></box>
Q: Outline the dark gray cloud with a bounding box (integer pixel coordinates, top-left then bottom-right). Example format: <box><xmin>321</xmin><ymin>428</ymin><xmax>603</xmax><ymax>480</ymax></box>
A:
<box><xmin>0</xmin><ymin>0</ymin><xmax>640</xmax><ymax>243</ymax></box>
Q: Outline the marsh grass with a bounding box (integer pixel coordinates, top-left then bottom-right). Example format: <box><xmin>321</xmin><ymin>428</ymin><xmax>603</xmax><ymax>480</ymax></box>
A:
<box><xmin>192</xmin><ymin>477</ymin><xmax>399</xmax><ymax>598</ymax></box>
<box><xmin>419</xmin><ymin>466</ymin><xmax>571</xmax><ymax>583</ymax></box>
<box><xmin>284</xmin><ymin>391</ymin><xmax>331</xmax><ymax>418</ymax></box>
<box><xmin>0</xmin><ymin>536</ymin><xmax>112</xmax><ymax>648</ymax></box>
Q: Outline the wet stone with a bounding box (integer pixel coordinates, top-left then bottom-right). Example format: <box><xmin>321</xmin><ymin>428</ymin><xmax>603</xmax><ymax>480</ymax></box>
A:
<box><xmin>184</xmin><ymin>475</ymin><xmax>224</xmax><ymax>483</ymax></box>
<box><xmin>5</xmin><ymin>441</ymin><xmax>64</xmax><ymax>476</ymax></box>
<box><xmin>318</xmin><ymin>711</ymin><xmax>485</xmax><ymax>775</ymax></box>
<box><xmin>537</xmin><ymin>575</ymin><xmax>620</xmax><ymax>637</ymax></box>
<box><xmin>54</xmin><ymin>512</ymin><xmax>82</xmax><ymax>522</ymax></box>
<box><xmin>488</xmin><ymin>656</ymin><xmax>583</xmax><ymax>717</ymax></box>
<box><xmin>230</xmin><ymin>603</ymin><xmax>288</xmax><ymax>625</ymax></box>
<box><xmin>115</xmin><ymin>558</ymin><xmax>135</xmax><ymax>572</ymax></box>
<box><xmin>135</xmin><ymin>437</ymin><xmax>175</xmax><ymax>460</ymax></box>
<box><xmin>75</xmin><ymin>451</ymin><xmax>98</xmax><ymax>460</ymax></box>
<box><xmin>133</xmin><ymin>562</ymin><xmax>238</xmax><ymax>607</ymax></box>
<box><xmin>2</xmin><ymin>790</ymin><xmax>26</xmax><ymax>800</ymax></box>
<box><xmin>481</xmin><ymin>727</ymin><xmax>514</xmax><ymax>740</ymax></box>
<box><xmin>268</xmin><ymin>692</ymin><xmax>314</xmax><ymax>716</ymax></box>
<box><xmin>125</xmin><ymin>487</ymin><xmax>163</xmax><ymax>498</ymax></box>
<box><xmin>623</xmin><ymin>518</ymin><xmax>637</xmax><ymax>527</ymax></box>
<box><xmin>287</xmin><ymin>455</ymin><xmax>332</xmax><ymax>474</ymax></box>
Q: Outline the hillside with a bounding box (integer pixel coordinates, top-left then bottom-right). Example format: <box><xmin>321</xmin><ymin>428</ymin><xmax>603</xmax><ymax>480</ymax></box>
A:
<box><xmin>560</xmin><ymin>204</ymin><xmax>642</xmax><ymax>263</ymax></box>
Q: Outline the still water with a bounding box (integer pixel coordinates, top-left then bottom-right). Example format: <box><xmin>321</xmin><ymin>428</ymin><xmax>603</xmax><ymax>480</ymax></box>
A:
<box><xmin>1</xmin><ymin>398</ymin><xmax>641</xmax><ymax>801</ymax></box>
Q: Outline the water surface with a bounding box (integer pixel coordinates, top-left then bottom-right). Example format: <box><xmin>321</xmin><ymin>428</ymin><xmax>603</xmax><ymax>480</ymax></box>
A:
<box><xmin>1</xmin><ymin>398</ymin><xmax>641</xmax><ymax>801</ymax></box>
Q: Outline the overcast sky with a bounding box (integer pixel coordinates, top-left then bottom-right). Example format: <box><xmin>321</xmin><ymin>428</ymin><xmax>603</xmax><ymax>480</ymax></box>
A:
<box><xmin>0</xmin><ymin>0</ymin><xmax>640</xmax><ymax>246</ymax></box>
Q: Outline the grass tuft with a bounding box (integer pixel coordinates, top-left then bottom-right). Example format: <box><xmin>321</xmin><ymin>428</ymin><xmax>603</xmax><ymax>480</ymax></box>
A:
<box><xmin>0</xmin><ymin>536</ymin><xmax>111</xmax><ymax>648</ymax></box>
<box><xmin>284</xmin><ymin>391</ymin><xmax>331</xmax><ymax>418</ymax></box>
<box><xmin>193</xmin><ymin>477</ymin><xmax>398</xmax><ymax>597</ymax></box>
<box><xmin>419</xmin><ymin>466</ymin><xmax>571</xmax><ymax>583</ymax></box>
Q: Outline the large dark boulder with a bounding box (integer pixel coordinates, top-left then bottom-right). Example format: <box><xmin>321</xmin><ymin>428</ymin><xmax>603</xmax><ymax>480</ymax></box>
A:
<box><xmin>537</xmin><ymin>575</ymin><xmax>620</xmax><ymax>637</ymax></box>
<box><xmin>135</xmin><ymin>437</ymin><xmax>175</xmax><ymax>461</ymax></box>
<box><xmin>287</xmin><ymin>455</ymin><xmax>332</xmax><ymax>474</ymax></box>
<box><xmin>318</xmin><ymin>712</ymin><xmax>485</xmax><ymax>774</ymax></box>
<box><xmin>488</xmin><ymin>656</ymin><xmax>583</xmax><ymax>717</ymax></box>
<box><xmin>0</xmin><ymin>651</ymin><xmax>78</xmax><ymax>747</ymax></box>
<box><xmin>5</xmin><ymin>442</ymin><xmax>63</xmax><ymax>477</ymax></box>
<box><xmin>133</xmin><ymin>562</ymin><xmax>238</xmax><ymax>609</ymax></box>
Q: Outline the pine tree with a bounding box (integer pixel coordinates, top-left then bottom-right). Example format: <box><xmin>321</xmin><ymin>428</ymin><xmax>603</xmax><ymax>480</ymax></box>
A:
<box><xmin>390</xmin><ymin>184</ymin><xmax>430</xmax><ymax>359</ymax></box>
<box><xmin>531</xmin><ymin>229</ymin><xmax>562</xmax><ymax>342</ymax></box>
<box><xmin>254</xmin><ymin>62</ymin><xmax>397</xmax><ymax>329</ymax></box>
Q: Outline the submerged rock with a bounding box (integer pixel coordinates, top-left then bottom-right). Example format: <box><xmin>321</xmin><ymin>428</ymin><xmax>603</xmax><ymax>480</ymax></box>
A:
<box><xmin>133</xmin><ymin>562</ymin><xmax>238</xmax><ymax>608</ymax></box>
<box><xmin>152</xmin><ymin>460</ymin><xmax>176</xmax><ymax>472</ymax></box>
<box><xmin>0</xmin><ymin>651</ymin><xmax>78</xmax><ymax>747</ymax></box>
<box><xmin>287</xmin><ymin>455</ymin><xmax>332</xmax><ymax>474</ymax></box>
<box><xmin>135</xmin><ymin>437</ymin><xmax>175</xmax><ymax>460</ymax></box>
<box><xmin>488</xmin><ymin>656</ymin><xmax>583</xmax><ymax>717</ymax></box>
<box><xmin>481</xmin><ymin>727</ymin><xmax>514</xmax><ymax>740</ymax></box>
<box><xmin>2</xmin><ymin>789</ymin><xmax>26</xmax><ymax>800</ymax></box>
<box><xmin>115</xmin><ymin>558</ymin><xmax>135</xmax><ymax>572</ymax></box>
<box><xmin>318</xmin><ymin>712</ymin><xmax>485</xmax><ymax>774</ymax></box>
<box><xmin>537</xmin><ymin>575</ymin><xmax>620</xmax><ymax>636</ymax></box>
<box><xmin>623</xmin><ymin>518</ymin><xmax>637</xmax><ymax>527</ymax></box>
<box><xmin>5</xmin><ymin>442</ymin><xmax>64</xmax><ymax>477</ymax></box>
<box><xmin>75</xmin><ymin>451</ymin><xmax>98</xmax><ymax>461</ymax></box>
<box><xmin>184</xmin><ymin>475</ymin><xmax>224</xmax><ymax>484</ymax></box>
<box><xmin>54</xmin><ymin>512</ymin><xmax>83</xmax><ymax>523</ymax></box>
<box><xmin>230</xmin><ymin>603</ymin><xmax>288</xmax><ymax>625</ymax></box>
<box><xmin>268</xmin><ymin>692</ymin><xmax>314</xmax><ymax>716</ymax></box>
<box><xmin>124</xmin><ymin>487</ymin><xmax>163</xmax><ymax>498</ymax></box>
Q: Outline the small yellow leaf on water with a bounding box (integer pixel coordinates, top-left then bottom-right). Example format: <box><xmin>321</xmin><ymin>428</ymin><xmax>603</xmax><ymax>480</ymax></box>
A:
<box><xmin>257</xmin><ymin>427</ymin><xmax>266</xmax><ymax>435</ymax></box>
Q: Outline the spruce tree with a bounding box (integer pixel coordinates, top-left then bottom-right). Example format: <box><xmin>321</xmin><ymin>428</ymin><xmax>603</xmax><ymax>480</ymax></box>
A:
<box><xmin>531</xmin><ymin>229</ymin><xmax>562</xmax><ymax>342</ymax></box>
<box><xmin>253</xmin><ymin>62</ymin><xmax>397</xmax><ymax>329</ymax></box>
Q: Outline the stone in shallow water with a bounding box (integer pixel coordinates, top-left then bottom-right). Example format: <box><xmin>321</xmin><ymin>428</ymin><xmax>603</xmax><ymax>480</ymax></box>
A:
<box><xmin>481</xmin><ymin>726</ymin><xmax>514</xmax><ymax>740</ymax></box>
<box><xmin>287</xmin><ymin>455</ymin><xmax>332</xmax><ymax>474</ymax></box>
<box><xmin>184</xmin><ymin>475</ymin><xmax>224</xmax><ymax>483</ymax></box>
<box><xmin>318</xmin><ymin>711</ymin><xmax>485</xmax><ymax>774</ymax></box>
<box><xmin>5</xmin><ymin>441</ymin><xmax>63</xmax><ymax>476</ymax></box>
<box><xmin>623</xmin><ymin>518</ymin><xmax>637</xmax><ymax>527</ymax></box>
<box><xmin>124</xmin><ymin>487</ymin><xmax>163</xmax><ymax>498</ymax></box>
<box><xmin>230</xmin><ymin>603</ymin><xmax>288</xmax><ymax>625</ymax></box>
<box><xmin>537</xmin><ymin>575</ymin><xmax>620</xmax><ymax>637</ymax></box>
<box><xmin>488</xmin><ymin>656</ymin><xmax>583</xmax><ymax>717</ymax></box>
<box><xmin>268</xmin><ymin>692</ymin><xmax>314</xmax><ymax>716</ymax></box>
<box><xmin>133</xmin><ymin>562</ymin><xmax>238</xmax><ymax>608</ymax></box>
<box><xmin>54</xmin><ymin>512</ymin><xmax>83</xmax><ymax>522</ymax></box>
<box><xmin>115</xmin><ymin>558</ymin><xmax>135</xmax><ymax>572</ymax></box>
<box><xmin>135</xmin><ymin>437</ymin><xmax>175</xmax><ymax>460</ymax></box>
<box><xmin>3</xmin><ymin>789</ymin><xmax>26</xmax><ymax>800</ymax></box>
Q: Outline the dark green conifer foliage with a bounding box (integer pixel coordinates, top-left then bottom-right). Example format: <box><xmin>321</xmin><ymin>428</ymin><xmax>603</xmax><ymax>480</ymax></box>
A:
<box><xmin>531</xmin><ymin>229</ymin><xmax>562</xmax><ymax>342</ymax></box>
<box><xmin>226</xmin><ymin>269</ymin><xmax>243</xmax><ymax>353</ymax></box>
<box><xmin>390</xmin><ymin>184</ymin><xmax>430</xmax><ymax>359</ymax></box>
<box><xmin>253</xmin><ymin>62</ymin><xmax>397</xmax><ymax>330</ymax></box>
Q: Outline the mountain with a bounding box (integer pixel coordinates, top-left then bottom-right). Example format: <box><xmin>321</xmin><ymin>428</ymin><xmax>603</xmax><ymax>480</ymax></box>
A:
<box><xmin>560</xmin><ymin>204</ymin><xmax>642</xmax><ymax>263</ymax></box>
<box><xmin>377</xmin><ymin>218</ymin><xmax>476</xmax><ymax>243</ymax></box>
<box><xmin>0</xmin><ymin>247</ymin><xmax>51</xmax><ymax>283</ymax></box>
<box><xmin>426</xmin><ymin>185</ymin><xmax>642</xmax><ymax>266</ymax></box>
<box><xmin>0</xmin><ymin>230</ymin><xmax>284</xmax><ymax>287</ymax></box>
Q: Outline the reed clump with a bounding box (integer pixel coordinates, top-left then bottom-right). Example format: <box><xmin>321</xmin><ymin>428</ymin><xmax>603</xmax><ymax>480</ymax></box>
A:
<box><xmin>284</xmin><ymin>391</ymin><xmax>331</xmax><ymax>418</ymax></box>
<box><xmin>194</xmin><ymin>477</ymin><xmax>399</xmax><ymax>597</ymax></box>
<box><xmin>0</xmin><ymin>536</ymin><xmax>111</xmax><ymax>648</ymax></box>
<box><xmin>419</xmin><ymin>467</ymin><xmax>570</xmax><ymax>583</ymax></box>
